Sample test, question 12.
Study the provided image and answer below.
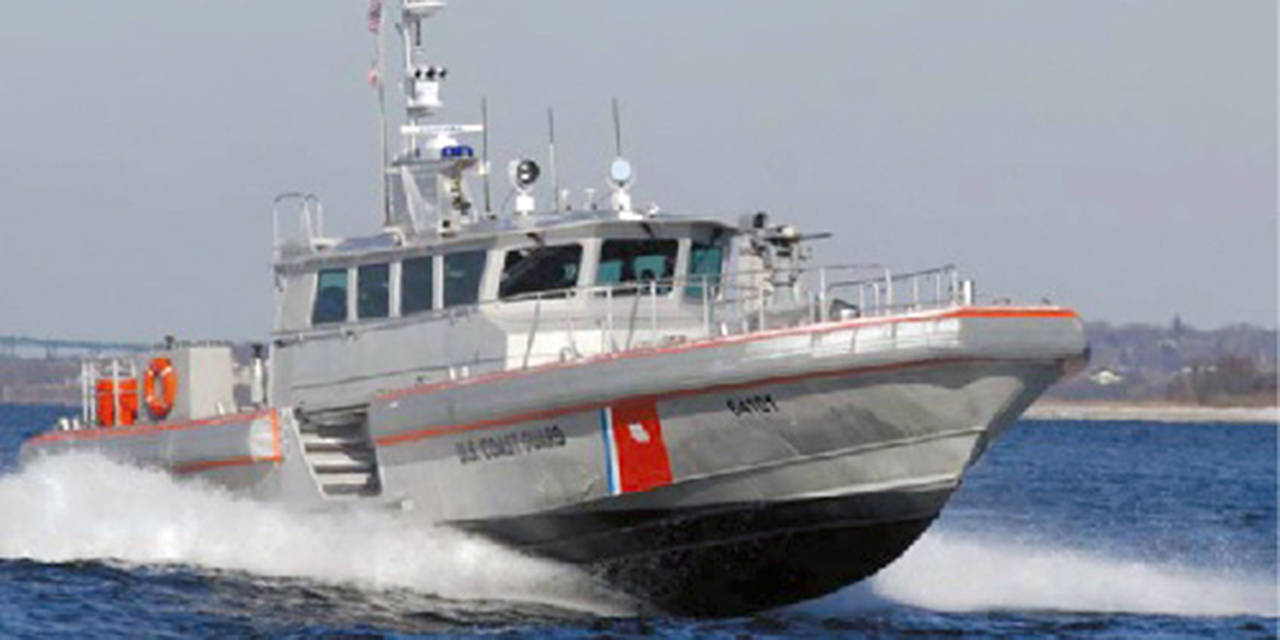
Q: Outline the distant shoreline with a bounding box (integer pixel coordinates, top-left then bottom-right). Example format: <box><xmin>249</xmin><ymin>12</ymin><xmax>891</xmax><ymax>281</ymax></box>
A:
<box><xmin>1024</xmin><ymin>400</ymin><xmax>1278</xmax><ymax>425</ymax></box>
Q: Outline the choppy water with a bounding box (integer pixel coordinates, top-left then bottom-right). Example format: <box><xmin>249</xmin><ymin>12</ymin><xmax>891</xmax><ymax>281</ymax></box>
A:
<box><xmin>0</xmin><ymin>404</ymin><xmax>1275</xmax><ymax>638</ymax></box>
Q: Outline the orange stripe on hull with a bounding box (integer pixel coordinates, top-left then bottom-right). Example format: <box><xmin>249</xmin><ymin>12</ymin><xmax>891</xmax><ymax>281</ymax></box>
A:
<box><xmin>29</xmin><ymin>410</ymin><xmax>277</xmax><ymax>446</ymax></box>
<box><xmin>173</xmin><ymin>454</ymin><xmax>283</xmax><ymax>474</ymax></box>
<box><xmin>949</xmin><ymin>309</ymin><xmax>1078</xmax><ymax>319</ymax></box>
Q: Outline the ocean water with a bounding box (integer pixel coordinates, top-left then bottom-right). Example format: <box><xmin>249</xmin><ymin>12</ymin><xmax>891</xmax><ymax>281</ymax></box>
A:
<box><xmin>0</xmin><ymin>404</ymin><xmax>1274</xmax><ymax>638</ymax></box>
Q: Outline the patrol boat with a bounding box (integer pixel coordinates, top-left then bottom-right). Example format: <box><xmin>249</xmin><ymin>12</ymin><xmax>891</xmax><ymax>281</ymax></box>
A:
<box><xmin>20</xmin><ymin>0</ymin><xmax>1088</xmax><ymax>616</ymax></box>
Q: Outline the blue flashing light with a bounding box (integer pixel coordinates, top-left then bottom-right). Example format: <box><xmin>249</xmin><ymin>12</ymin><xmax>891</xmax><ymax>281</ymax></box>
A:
<box><xmin>441</xmin><ymin>145</ymin><xmax>476</xmax><ymax>159</ymax></box>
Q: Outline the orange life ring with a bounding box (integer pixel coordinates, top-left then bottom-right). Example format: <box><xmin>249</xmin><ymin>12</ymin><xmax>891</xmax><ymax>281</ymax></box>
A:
<box><xmin>143</xmin><ymin>357</ymin><xmax>178</xmax><ymax>420</ymax></box>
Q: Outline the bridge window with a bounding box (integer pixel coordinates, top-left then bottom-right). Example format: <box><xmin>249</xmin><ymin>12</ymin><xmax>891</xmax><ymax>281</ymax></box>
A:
<box><xmin>500</xmin><ymin>244</ymin><xmax>582</xmax><ymax>300</ymax></box>
<box><xmin>312</xmin><ymin>268</ymin><xmax>349</xmax><ymax>325</ymax></box>
<box><xmin>598</xmin><ymin>239</ymin><xmax>678</xmax><ymax>294</ymax></box>
<box><xmin>444</xmin><ymin>250</ymin><xmax>486</xmax><ymax>307</ymax></box>
<box><xmin>686</xmin><ymin>242</ymin><xmax>724</xmax><ymax>298</ymax></box>
<box><xmin>401</xmin><ymin>256</ymin><xmax>434</xmax><ymax>315</ymax></box>
<box><xmin>357</xmin><ymin>263</ymin><xmax>390</xmax><ymax>320</ymax></box>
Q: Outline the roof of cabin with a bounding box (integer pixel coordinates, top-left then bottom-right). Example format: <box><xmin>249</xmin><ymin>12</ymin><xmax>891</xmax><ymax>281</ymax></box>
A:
<box><xmin>276</xmin><ymin>209</ymin><xmax>739</xmax><ymax>268</ymax></box>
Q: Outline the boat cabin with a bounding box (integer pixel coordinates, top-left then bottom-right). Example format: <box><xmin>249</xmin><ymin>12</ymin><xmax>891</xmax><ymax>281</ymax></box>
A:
<box><xmin>267</xmin><ymin>211</ymin><xmax>768</xmax><ymax>411</ymax></box>
<box><xmin>274</xmin><ymin>215</ymin><xmax>733</xmax><ymax>334</ymax></box>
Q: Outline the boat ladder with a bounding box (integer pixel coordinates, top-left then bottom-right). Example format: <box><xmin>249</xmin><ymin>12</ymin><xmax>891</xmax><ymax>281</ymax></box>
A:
<box><xmin>297</xmin><ymin>409</ymin><xmax>383</xmax><ymax>498</ymax></box>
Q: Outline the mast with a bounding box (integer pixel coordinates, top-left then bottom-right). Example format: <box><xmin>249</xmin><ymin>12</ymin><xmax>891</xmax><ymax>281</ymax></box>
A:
<box><xmin>369</xmin><ymin>0</ymin><xmax>391</xmax><ymax>226</ymax></box>
<box><xmin>548</xmin><ymin>108</ymin><xmax>560</xmax><ymax>212</ymax></box>
<box><xmin>483</xmin><ymin>97</ymin><xmax>492</xmax><ymax>215</ymax></box>
<box><xmin>609</xmin><ymin>98</ymin><xmax>635</xmax><ymax>217</ymax></box>
<box><xmin>379</xmin><ymin>0</ymin><xmax>483</xmax><ymax>234</ymax></box>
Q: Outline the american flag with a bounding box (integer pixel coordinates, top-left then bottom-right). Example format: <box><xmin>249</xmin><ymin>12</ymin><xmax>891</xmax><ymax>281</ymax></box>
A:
<box><xmin>367</xmin><ymin>0</ymin><xmax>383</xmax><ymax>34</ymax></box>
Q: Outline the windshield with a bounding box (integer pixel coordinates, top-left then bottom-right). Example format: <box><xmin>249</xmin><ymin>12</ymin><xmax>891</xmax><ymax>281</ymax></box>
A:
<box><xmin>500</xmin><ymin>244</ymin><xmax>583</xmax><ymax>299</ymax></box>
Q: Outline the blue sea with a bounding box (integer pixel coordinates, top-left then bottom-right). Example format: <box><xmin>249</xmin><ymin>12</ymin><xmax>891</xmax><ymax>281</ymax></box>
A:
<box><xmin>0</xmin><ymin>404</ymin><xmax>1274</xmax><ymax>638</ymax></box>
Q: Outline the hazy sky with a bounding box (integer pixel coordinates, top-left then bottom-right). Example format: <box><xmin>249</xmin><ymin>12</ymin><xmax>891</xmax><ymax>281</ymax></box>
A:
<box><xmin>0</xmin><ymin>1</ymin><xmax>1274</xmax><ymax>342</ymax></box>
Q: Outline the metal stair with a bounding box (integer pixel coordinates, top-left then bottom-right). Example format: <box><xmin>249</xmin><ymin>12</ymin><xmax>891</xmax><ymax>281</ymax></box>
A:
<box><xmin>298</xmin><ymin>409</ymin><xmax>382</xmax><ymax>498</ymax></box>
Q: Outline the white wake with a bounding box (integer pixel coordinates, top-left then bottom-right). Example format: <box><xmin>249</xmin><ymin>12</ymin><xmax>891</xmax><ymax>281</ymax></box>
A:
<box><xmin>857</xmin><ymin>532</ymin><xmax>1278</xmax><ymax>618</ymax></box>
<box><xmin>0</xmin><ymin>454</ymin><xmax>633</xmax><ymax>616</ymax></box>
<box><xmin>5</xmin><ymin>455</ymin><xmax>1273</xmax><ymax>620</ymax></box>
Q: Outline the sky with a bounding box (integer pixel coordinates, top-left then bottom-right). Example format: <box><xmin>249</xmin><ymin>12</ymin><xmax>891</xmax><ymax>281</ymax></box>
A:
<box><xmin>0</xmin><ymin>1</ymin><xmax>1274</xmax><ymax>342</ymax></box>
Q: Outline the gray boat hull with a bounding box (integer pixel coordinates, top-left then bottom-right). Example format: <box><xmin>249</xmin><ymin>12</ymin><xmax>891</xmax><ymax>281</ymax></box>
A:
<box><xmin>19</xmin><ymin>307</ymin><xmax>1086</xmax><ymax>615</ymax></box>
<box><xmin>360</xmin><ymin>308</ymin><xmax>1081</xmax><ymax>613</ymax></box>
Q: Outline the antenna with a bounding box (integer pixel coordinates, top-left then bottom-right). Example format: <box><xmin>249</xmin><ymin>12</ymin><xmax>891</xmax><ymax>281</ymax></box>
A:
<box><xmin>548</xmin><ymin>108</ymin><xmax>561</xmax><ymax>212</ymax></box>
<box><xmin>608</xmin><ymin>98</ymin><xmax>635</xmax><ymax>216</ymax></box>
<box><xmin>482</xmin><ymin>97</ymin><xmax>492</xmax><ymax>215</ymax></box>
<box><xmin>370</xmin><ymin>1</ymin><xmax>390</xmax><ymax>226</ymax></box>
<box><xmin>612</xmin><ymin>97</ymin><xmax>623</xmax><ymax>157</ymax></box>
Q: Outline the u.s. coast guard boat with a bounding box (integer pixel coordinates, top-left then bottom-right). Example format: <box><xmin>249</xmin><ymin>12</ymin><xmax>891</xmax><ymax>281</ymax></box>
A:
<box><xmin>21</xmin><ymin>1</ymin><xmax>1088</xmax><ymax>616</ymax></box>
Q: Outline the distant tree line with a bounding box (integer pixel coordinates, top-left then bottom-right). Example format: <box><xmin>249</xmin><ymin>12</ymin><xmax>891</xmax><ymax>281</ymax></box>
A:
<box><xmin>1049</xmin><ymin>318</ymin><xmax>1278</xmax><ymax>407</ymax></box>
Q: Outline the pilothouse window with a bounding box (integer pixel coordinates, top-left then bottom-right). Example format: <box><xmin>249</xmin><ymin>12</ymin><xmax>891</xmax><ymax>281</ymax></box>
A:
<box><xmin>500</xmin><ymin>245</ymin><xmax>582</xmax><ymax>299</ymax></box>
<box><xmin>401</xmin><ymin>256</ymin><xmax>434</xmax><ymax>315</ymax></box>
<box><xmin>598</xmin><ymin>239</ymin><xmax>678</xmax><ymax>294</ymax></box>
<box><xmin>312</xmin><ymin>268</ymin><xmax>349</xmax><ymax>325</ymax></box>
<box><xmin>357</xmin><ymin>264</ymin><xmax>390</xmax><ymax>319</ymax></box>
<box><xmin>444</xmin><ymin>250</ymin><xmax>486</xmax><ymax>307</ymax></box>
<box><xmin>687</xmin><ymin>242</ymin><xmax>724</xmax><ymax>298</ymax></box>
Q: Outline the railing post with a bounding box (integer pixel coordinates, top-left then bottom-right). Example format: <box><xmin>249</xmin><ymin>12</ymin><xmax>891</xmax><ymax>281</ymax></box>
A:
<box><xmin>314</xmin><ymin>197</ymin><xmax>325</xmax><ymax>238</ymax></box>
<box><xmin>757</xmin><ymin>283</ymin><xmax>766</xmax><ymax>331</ymax></box>
<box><xmin>818</xmin><ymin>267</ymin><xmax>828</xmax><ymax>323</ymax></box>
<box><xmin>649</xmin><ymin>280</ymin><xmax>658</xmax><ymax>346</ymax></box>
<box><xmin>566</xmin><ymin>315</ymin><xmax>578</xmax><ymax>360</ymax></box>
<box><xmin>885</xmin><ymin>270</ymin><xmax>894</xmax><ymax>314</ymax></box>
<box><xmin>81</xmin><ymin>361</ymin><xmax>90</xmax><ymax>426</ymax></box>
<box><xmin>301</xmin><ymin>208</ymin><xmax>313</xmax><ymax>243</ymax></box>
<box><xmin>912</xmin><ymin>274</ymin><xmax>920</xmax><ymax>310</ymax></box>
<box><xmin>952</xmin><ymin>269</ymin><xmax>961</xmax><ymax>306</ymax></box>
<box><xmin>110</xmin><ymin>359</ymin><xmax>120</xmax><ymax>428</ymax></box>
<box><xmin>606</xmin><ymin>287</ymin><xmax>614</xmax><ymax>353</ymax></box>
<box><xmin>522</xmin><ymin>296</ymin><xmax>541</xmax><ymax>370</ymax></box>
<box><xmin>701</xmin><ymin>275</ymin><xmax>711</xmax><ymax>338</ymax></box>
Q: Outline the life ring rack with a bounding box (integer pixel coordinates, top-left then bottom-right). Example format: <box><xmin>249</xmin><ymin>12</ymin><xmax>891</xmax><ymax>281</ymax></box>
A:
<box><xmin>143</xmin><ymin>357</ymin><xmax>178</xmax><ymax>420</ymax></box>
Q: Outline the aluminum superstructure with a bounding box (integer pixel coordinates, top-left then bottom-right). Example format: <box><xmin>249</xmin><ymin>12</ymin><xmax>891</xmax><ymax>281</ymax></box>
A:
<box><xmin>21</xmin><ymin>2</ymin><xmax>1088</xmax><ymax>616</ymax></box>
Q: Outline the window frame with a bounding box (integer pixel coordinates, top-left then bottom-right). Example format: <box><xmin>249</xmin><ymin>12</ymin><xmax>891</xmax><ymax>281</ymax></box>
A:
<box><xmin>595</xmin><ymin>238</ymin><xmax>680</xmax><ymax>296</ymax></box>
<box><xmin>399</xmin><ymin>254</ymin><xmax>436</xmax><ymax>316</ymax></box>
<box><xmin>686</xmin><ymin>241</ymin><xmax>726</xmax><ymax>299</ymax></box>
<box><xmin>443</xmin><ymin>249</ymin><xmax>488</xmax><ymax>308</ymax></box>
<box><xmin>499</xmin><ymin>243</ymin><xmax>585</xmax><ymax>301</ymax></box>
<box><xmin>356</xmin><ymin>262</ymin><xmax>391</xmax><ymax>320</ymax></box>
<box><xmin>311</xmin><ymin>267</ymin><xmax>351</xmax><ymax>326</ymax></box>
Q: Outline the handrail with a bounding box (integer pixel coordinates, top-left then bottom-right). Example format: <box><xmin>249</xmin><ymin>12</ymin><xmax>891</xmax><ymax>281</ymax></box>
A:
<box><xmin>481</xmin><ymin>264</ymin><xmax>966</xmax><ymax>365</ymax></box>
<box><xmin>272</xmin><ymin>192</ymin><xmax>325</xmax><ymax>257</ymax></box>
<box><xmin>275</xmin><ymin>263</ymin><xmax>972</xmax><ymax>384</ymax></box>
<box><xmin>279</xmin><ymin>263</ymin><xmax>966</xmax><ymax>339</ymax></box>
<box><xmin>78</xmin><ymin>357</ymin><xmax>139</xmax><ymax>429</ymax></box>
